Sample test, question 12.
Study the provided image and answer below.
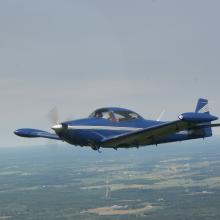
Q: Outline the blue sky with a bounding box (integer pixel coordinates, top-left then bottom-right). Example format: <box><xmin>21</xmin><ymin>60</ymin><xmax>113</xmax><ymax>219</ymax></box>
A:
<box><xmin>1</xmin><ymin>0</ymin><xmax>220</xmax><ymax>147</ymax></box>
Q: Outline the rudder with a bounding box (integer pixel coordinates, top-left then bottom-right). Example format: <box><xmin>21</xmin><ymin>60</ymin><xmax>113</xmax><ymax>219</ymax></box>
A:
<box><xmin>195</xmin><ymin>98</ymin><xmax>212</xmax><ymax>137</ymax></box>
<box><xmin>195</xmin><ymin>98</ymin><xmax>209</xmax><ymax>114</ymax></box>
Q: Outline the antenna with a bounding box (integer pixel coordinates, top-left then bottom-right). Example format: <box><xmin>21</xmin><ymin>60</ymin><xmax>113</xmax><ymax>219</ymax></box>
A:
<box><xmin>156</xmin><ymin>109</ymin><xmax>166</xmax><ymax>121</ymax></box>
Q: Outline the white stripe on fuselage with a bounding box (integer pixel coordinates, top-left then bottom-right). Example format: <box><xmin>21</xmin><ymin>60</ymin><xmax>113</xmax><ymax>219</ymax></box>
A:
<box><xmin>67</xmin><ymin>125</ymin><xmax>142</xmax><ymax>131</ymax></box>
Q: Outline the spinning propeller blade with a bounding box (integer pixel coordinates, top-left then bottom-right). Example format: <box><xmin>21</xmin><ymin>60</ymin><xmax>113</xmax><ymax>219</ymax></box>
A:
<box><xmin>48</xmin><ymin>107</ymin><xmax>59</xmax><ymax>125</ymax></box>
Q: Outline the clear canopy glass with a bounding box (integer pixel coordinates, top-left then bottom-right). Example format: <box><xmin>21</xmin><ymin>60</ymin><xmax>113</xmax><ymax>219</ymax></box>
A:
<box><xmin>89</xmin><ymin>108</ymin><xmax>142</xmax><ymax>122</ymax></box>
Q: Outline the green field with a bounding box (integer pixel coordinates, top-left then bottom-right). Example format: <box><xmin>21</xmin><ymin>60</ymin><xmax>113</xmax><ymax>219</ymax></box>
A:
<box><xmin>0</xmin><ymin>139</ymin><xmax>220</xmax><ymax>219</ymax></box>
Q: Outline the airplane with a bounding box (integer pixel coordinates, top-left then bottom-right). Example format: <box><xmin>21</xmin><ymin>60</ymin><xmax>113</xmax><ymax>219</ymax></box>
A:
<box><xmin>14</xmin><ymin>98</ymin><xmax>220</xmax><ymax>151</ymax></box>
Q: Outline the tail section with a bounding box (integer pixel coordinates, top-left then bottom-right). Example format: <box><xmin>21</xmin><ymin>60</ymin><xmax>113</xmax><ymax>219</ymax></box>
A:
<box><xmin>195</xmin><ymin>98</ymin><xmax>209</xmax><ymax>114</ymax></box>
<box><xmin>195</xmin><ymin>98</ymin><xmax>212</xmax><ymax>137</ymax></box>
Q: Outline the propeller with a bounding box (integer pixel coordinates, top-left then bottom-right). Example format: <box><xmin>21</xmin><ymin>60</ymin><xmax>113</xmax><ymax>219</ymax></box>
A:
<box><xmin>48</xmin><ymin>107</ymin><xmax>59</xmax><ymax>125</ymax></box>
<box><xmin>46</xmin><ymin>107</ymin><xmax>72</xmax><ymax>152</ymax></box>
<box><xmin>48</xmin><ymin>107</ymin><xmax>70</xmax><ymax>133</ymax></box>
<box><xmin>45</xmin><ymin>107</ymin><xmax>60</xmax><ymax>152</ymax></box>
<box><xmin>51</xmin><ymin>123</ymin><xmax>68</xmax><ymax>132</ymax></box>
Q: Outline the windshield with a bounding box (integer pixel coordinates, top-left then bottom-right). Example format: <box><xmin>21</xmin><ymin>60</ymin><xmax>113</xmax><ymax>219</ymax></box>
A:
<box><xmin>89</xmin><ymin>109</ymin><xmax>114</xmax><ymax>120</ymax></box>
<box><xmin>89</xmin><ymin>109</ymin><xmax>142</xmax><ymax>122</ymax></box>
<box><xmin>113</xmin><ymin>111</ymin><xmax>141</xmax><ymax>122</ymax></box>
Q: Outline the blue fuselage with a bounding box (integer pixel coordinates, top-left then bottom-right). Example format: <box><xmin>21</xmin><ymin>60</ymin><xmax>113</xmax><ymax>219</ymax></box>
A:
<box><xmin>58</xmin><ymin>117</ymin><xmax>207</xmax><ymax>148</ymax></box>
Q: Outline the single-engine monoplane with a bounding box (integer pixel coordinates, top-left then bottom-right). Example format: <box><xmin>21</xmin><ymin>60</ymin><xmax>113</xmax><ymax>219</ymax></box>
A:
<box><xmin>14</xmin><ymin>98</ymin><xmax>220</xmax><ymax>151</ymax></box>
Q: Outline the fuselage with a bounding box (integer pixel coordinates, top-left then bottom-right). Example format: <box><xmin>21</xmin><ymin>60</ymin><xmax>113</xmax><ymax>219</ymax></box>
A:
<box><xmin>56</xmin><ymin>117</ymin><xmax>207</xmax><ymax>148</ymax></box>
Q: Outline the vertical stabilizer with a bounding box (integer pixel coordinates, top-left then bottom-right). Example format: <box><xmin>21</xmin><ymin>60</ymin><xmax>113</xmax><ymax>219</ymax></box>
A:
<box><xmin>195</xmin><ymin>98</ymin><xmax>212</xmax><ymax>137</ymax></box>
<box><xmin>195</xmin><ymin>98</ymin><xmax>209</xmax><ymax>114</ymax></box>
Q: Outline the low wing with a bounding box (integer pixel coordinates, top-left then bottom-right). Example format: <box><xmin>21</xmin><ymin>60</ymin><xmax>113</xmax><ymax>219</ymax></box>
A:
<box><xmin>101</xmin><ymin>120</ymin><xmax>195</xmax><ymax>147</ymax></box>
<box><xmin>14</xmin><ymin>128</ymin><xmax>61</xmax><ymax>140</ymax></box>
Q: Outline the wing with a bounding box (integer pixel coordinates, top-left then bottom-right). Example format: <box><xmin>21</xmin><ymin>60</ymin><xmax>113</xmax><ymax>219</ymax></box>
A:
<box><xmin>101</xmin><ymin>120</ymin><xmax>195</xmax><ymax>148</ymax></box>
<box><xmin>14</xmin><ymin>128</ymin><xmax>61</xmax><ymax>140</ymax></box>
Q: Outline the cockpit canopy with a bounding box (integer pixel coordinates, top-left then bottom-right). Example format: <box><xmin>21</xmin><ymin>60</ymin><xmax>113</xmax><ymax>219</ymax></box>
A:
<box><xmin>89</xmin><ymin>107</ymin><xmax>142</xmax><ymax>122</ymax></box>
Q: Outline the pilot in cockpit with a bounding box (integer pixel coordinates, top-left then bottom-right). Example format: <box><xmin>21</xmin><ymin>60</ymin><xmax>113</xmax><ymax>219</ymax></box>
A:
<box><xmin>95</xmin><ymin>111</ymin><xmax>103</xmax><ymax>118</ymax></box>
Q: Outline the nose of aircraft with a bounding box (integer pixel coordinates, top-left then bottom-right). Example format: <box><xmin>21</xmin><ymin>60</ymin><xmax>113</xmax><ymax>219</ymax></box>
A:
<box><xmin>51</xmin><ymin>124</ymin><xmax>62</xmax><ymax>131</ymax></box>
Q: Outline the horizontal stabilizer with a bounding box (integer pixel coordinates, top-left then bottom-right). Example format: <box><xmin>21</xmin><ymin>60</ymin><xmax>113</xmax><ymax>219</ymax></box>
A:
<box><xmin>209</xmin><ymin>123</ymin><xmax>220</xmax><ymax>127</ymax></box>
<box><xmin>196</xmin><ymin>123</ymin><xmax>220</xmax><ymax>128</ymax></box>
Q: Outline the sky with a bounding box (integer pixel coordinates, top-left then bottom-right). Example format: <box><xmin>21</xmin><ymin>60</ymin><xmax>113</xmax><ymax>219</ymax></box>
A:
<box><xmin>1</xmin><ymin>0</ymin><xmax>220</xmax><ymax>147</ymax></box>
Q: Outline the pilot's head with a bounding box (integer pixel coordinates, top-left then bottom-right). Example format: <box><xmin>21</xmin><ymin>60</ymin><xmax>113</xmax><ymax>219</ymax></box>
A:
<box><xmin>95</xmin><ymin>112</ymin><xmax>102</xmax><ymax>118</ymax></box>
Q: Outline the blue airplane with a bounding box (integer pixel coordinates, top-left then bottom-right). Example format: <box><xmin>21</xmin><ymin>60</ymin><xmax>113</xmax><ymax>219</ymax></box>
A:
<box><xmin>14</xmin><ymin>98</ymin><xmax>220</xmax><ymax>151</ymax></box>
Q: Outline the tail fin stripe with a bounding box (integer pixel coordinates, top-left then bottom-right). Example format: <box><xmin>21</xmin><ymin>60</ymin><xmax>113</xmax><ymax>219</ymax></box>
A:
<box><xmin>200</xmin><ymin>104</ymin><xmax>209</xmax><ymax>113</ymax></box>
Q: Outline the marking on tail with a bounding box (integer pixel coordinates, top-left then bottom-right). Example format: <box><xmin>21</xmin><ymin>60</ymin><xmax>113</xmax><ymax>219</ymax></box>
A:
<box><xmin>199</xmin><ymin>103</ymin><xmax>209</xmax><ymax>113</ymax></box>
<box><xmin>195</xmin><ymin>98</ymin><xmax>209</xmax><ymax>114</ymax></box>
